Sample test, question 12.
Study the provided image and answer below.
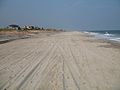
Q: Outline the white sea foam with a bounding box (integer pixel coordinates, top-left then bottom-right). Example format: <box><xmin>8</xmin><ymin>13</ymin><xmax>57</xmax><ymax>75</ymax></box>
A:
<box><xmin>104</xmin><ymin>32</ymin><xmax>114</xmax><ymax>37</ymax></box>
<box><xmin>83</xmin><ymin>31</ymin><xmax>120</xmax><ymax>42</ymax></box>
<box><xmin>83</xmin><ymin>31</ymin><xmax>99</xmax><ymax>35</ymax></box>
<box><xmin>89</xmin><ymin>32</ymin><xmax>99</xmax><ymax>35</ymax></box>
<box><xmin>110</xmin><ymin>38</ymin><xmax>120</xmax><ymax>42</ymax></box>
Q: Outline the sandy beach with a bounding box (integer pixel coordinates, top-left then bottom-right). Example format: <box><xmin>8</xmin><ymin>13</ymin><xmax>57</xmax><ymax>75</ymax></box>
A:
<box><xmin>0</xmin><ymin>31</ymin><xmax>120</xmax><ymax>90</ymax></box>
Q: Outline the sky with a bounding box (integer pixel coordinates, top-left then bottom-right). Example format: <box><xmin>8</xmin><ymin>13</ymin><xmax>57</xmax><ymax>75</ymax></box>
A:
<box><xmin>0</xmin><ymin>0</ymin><xmax>120</xmax><ymax>30</ymax></box>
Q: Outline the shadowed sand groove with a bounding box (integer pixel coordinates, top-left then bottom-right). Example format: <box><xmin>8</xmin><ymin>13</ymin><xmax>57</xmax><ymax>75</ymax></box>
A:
<box><xmin>0</xmin><ymin>31</ymin><xmax>120</xmax><ymax>90</ymax></box>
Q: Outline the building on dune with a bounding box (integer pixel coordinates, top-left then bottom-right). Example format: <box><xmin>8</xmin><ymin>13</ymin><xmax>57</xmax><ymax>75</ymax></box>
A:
<box><xmin>7</xmin><ymin>24</ymin><xmax>21</xmax><ymax>30</ymax></box>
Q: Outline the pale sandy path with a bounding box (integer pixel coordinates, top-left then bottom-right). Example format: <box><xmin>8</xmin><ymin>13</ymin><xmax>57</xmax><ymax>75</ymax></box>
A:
<box><xmin>0</xmin><ymin>31</ymin><xmax>120</xmax><ymax>90</ymax></box>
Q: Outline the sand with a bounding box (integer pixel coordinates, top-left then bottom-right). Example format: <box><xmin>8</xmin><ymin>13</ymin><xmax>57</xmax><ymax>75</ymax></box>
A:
<box><xmin>0</xmin><ymin>31</ymin><xmax>120</xmax><ymax>90</ymax></box>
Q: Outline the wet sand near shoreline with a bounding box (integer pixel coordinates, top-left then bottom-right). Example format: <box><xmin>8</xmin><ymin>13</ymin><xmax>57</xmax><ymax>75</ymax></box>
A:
<box><xmin>0</xmin><ymin>31</ymin><xmax>120</xmax><ymax>90</ymax></box>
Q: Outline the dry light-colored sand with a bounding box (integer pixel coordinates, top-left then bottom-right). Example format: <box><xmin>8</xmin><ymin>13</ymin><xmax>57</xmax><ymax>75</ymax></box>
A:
<box><xmin>0</xmin><ymin>31</ymin><xmax>120</xmax><ymax>90</ymax></box>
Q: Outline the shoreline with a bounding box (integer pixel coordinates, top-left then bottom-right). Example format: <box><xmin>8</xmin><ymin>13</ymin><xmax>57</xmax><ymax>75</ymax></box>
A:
<box><xmin>82</xmin><ymin>31</ymin><xmax>120</xmax><ymax>49</ymax></box>
<box><xmin>0</xmin><ymin>30</ymin><xmax>120</xmax><ymax>49</ymax></box>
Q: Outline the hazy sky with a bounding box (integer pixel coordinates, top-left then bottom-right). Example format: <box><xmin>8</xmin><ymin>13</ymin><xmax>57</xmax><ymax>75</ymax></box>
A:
<box><xmin>0</xmin><ymin>0</ymin><xmax>120</xmax><ymax>30</ymax></box>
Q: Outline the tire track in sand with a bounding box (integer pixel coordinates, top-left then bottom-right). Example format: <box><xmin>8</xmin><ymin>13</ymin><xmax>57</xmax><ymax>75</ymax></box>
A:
<box><xmin>58</xmin><ymin>39</ymin><xmax>81</xmax><ymax>90</ymax></box>
<box><xmin>1</xmin><ymin>39</ymin><xmax>56</xmax><ymax>90</ymax></box>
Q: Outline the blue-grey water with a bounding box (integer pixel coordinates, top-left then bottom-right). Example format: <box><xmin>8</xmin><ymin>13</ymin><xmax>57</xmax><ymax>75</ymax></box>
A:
<box><xmin>83</xmin><ymin>30</ymin><xmax>120</xmax><ymax>42</ymax></box>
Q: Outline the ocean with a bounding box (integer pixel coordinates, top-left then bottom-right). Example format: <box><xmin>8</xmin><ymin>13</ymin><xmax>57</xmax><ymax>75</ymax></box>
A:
<box><xmin>83</xmin><ymin>30</ymin><xmax>120</xmax><ymax>42</ymax></box>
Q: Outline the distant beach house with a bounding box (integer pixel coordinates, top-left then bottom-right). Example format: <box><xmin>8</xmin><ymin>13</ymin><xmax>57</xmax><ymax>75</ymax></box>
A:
<box><xmin>7</xmin><ymin>24</ymin><xmax>21</xmax><ymax>30</ymax></box>
<box><xmin>23</xmin><ymin>26</ymin><xmax>41</xmax><ymax>30</ymax></box>
<box><xmin>24</xmin><ymin>26</ymin><xmax>34</xmax><ymax>30</ymax></box>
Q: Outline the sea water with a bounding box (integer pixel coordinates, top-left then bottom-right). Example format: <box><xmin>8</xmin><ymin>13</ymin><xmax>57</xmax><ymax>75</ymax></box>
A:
<box><xmin>83</xmin><ymin>30</ymin><xmax>120</xmax><ymax>42</ymax></box>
